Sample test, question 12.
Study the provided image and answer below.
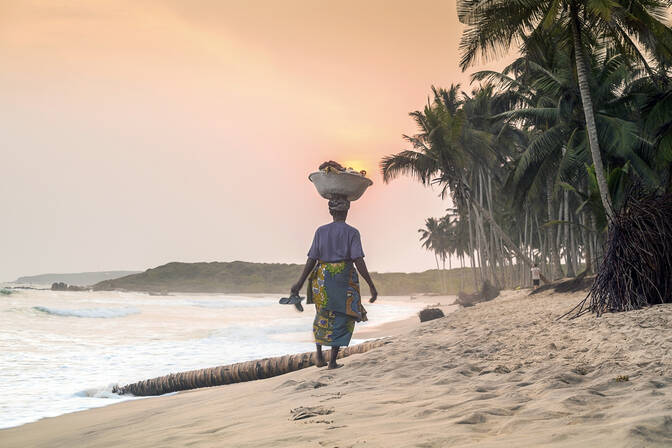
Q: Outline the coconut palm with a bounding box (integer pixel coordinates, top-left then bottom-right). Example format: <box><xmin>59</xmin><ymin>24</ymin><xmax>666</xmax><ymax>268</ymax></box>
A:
<box><xmin>382</xmin><ymin>86</ymin><xmax>543</xmax><ymax>286</ymax></box>
<box><xmin>478</xmin><ymin>26</ymin><xmax>663</xmax><ymax>277</ymax></box>
<box><xmin>419</xmin><ymin>217</ymin><xmax>448</xmax><ymax>292</ymax></box>
<box><xmin>456</xmin><ymin>0</ymin><xmax>672</xmax><ymax>219</ymax></box>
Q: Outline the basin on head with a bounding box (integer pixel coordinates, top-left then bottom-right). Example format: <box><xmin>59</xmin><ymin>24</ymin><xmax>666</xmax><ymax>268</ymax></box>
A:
<box><xmin>308</xmin><ymin>171</ymin><xmax>373</xmax><ymax>201</ymax></box>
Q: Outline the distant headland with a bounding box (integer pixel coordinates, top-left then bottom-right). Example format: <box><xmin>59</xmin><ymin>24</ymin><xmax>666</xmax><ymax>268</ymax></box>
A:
<box><xmin>15</xmin><ymin>271</ymin><xmax>141</xmax><ymax>286</ymax></box>
<box><xmin>91</xmin><ymin>261</ymin><xmax>472</xmax><ymax>296</ymax></box>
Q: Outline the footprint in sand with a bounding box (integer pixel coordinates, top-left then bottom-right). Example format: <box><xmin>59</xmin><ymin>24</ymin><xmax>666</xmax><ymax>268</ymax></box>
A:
<box><xmin>295</xmin><ymin>380</ymin><xmax>328</xmax><ymax>390</ymax></box>
<box><xmin>290</xmin><ymin>406</ymin><xmax>334</xmax><ymax>420</ymax></box>
<box><xmin>457</xmin><ymin>412</ymin><xmax>487</xmax><ymax>424</ymax></box>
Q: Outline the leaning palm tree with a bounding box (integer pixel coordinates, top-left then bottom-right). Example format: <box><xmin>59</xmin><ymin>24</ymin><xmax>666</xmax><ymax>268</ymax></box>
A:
<box><xmin>456</xmin><ymin>0</ymin><xmax>672</xmax><ymax>219</ymax></box>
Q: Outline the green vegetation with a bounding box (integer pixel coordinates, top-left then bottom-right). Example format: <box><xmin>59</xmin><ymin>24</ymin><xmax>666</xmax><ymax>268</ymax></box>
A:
<box><xmin>16</xmin><ymin>271</ymin><xmax>140</xmax><ymax>286</ymax></box>
<box><xmin>382</xmin><ymin>0</ymin><xmax>672</xmax><ymax>290</ymax></box>
<box><xmin>92</xmin><ymin>261</ymin><xmax>476</xmax><ymax>295</ymax></box>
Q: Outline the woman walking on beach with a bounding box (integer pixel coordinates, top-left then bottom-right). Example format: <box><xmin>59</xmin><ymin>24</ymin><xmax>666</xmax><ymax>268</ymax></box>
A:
<box><xmin>291</xmin><ymin>196</ymin><xmax>378</xmax><ymax>369</ymax></box>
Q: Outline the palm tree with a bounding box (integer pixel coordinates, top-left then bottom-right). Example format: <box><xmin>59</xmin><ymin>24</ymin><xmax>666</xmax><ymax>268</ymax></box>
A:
<box><xmin>479</xmin><ymin>28</ymin><xmax>660</xmax><ymax>278</ymax></box>
<box><xmin>456</xmin><ymin>0</ymin><xmax>672</xmax><ymax>219</ymax></box>
<box><xmin>382</xmin><ymin>86</ymin><xmax>543</xmax><ymax>285</ymax></box>
<box><xmin>419</xmin><ymin>217</ymin><xmax>447</xmax><ymax>292</ymax></box>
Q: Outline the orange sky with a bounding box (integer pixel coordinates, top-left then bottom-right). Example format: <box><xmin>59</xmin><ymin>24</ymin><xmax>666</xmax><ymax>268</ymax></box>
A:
<box><xmin>0</xmin><ymin>1</ymin><xmax>511</xmax><ymax>281</ymax></box>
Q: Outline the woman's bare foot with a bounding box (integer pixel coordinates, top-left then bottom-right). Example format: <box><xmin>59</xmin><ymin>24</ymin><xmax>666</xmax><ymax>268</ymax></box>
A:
<box><xmin>315</xmin><ymin>344</ymin><xmax>326</xmax><ymax>367</ymax></box>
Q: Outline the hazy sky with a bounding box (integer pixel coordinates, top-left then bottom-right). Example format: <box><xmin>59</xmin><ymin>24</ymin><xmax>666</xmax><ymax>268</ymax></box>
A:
<box><xmin>1</xmin><ymin>0</ymin><xmax>508</xmax><ymax>281</ymax></box>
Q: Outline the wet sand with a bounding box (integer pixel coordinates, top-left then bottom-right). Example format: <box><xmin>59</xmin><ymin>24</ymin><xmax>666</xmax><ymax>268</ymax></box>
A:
<box><xmin>3</xmin><ymin>288</ymin><xmax>671</xmax><ymax>447</ymax></box>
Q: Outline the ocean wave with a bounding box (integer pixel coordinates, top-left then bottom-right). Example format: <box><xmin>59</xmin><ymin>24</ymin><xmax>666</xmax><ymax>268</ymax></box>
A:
<box><xmin>75</xmin><ymin>384</ymin><xmax>123</xmax><ymax>399</ymax></box>
<box><xmin>33</xmin><ymin>306</ymin><xmax>140</xmax><ymax>318</ymax></box>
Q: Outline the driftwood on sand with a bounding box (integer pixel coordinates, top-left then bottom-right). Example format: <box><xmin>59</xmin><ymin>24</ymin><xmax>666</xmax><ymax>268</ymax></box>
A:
<box><xmin>562</xmin><ymin>191</ymin><xmax>672</xmax><ymax>318</ymax></box>
<box><xmin>455</xmin><ymin>281</ymin><xmax>500</xmax><ymax>307</ymax></box>
<box><xmin>113</xmin><ymin>339</ymin><xmax>388</xmax><ymax>397</ymax></box>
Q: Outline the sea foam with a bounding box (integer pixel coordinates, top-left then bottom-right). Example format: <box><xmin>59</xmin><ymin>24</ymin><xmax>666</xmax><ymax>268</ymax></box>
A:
<box><xmin>33</xmin><ymin>306</ymin><xmax>140</xmax><ymax>318</ymax></box>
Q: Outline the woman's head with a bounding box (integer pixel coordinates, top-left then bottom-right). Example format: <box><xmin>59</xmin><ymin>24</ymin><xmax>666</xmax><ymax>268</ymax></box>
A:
<box><xmin>328</xmin><ymin>196</ymin><xmax>350</xmax><ymax>221</ymax></box>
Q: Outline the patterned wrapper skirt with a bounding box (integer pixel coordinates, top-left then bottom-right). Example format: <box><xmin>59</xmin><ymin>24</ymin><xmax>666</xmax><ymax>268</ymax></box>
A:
<box><xmin>307</xmin><ymin>261</ymin><xmax>367</xmax><ymax>347</ymax></box>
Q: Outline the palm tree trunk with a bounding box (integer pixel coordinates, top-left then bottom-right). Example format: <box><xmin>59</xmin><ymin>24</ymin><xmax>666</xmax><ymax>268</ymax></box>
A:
<box><xmin>467</xmin><ymin>208</ymin><xmax>479</xmax><ymax>291</ymax></box>
<box><xmin>474</xmin><ymin>204</ymin><xmax>499</xmax><ymax>288</ymax></box>
<box><xmin>564</xmin><ymin>191</ymin><xmax>576</xmax><ymax>277</ymax></box>
<box><xmin>568</xmin><ymin>207</ymin><xmax>578</xmax><ymax>275</ymax></box>
<box><xmin>523</xmin><ymin>210</ymin><xmax>528</xmax><ymax>286</ymax></box>
<box><xmin>442</xmin><ymin>256</ymin><xmax>448</xmax><ymax>293</ymax></box>
<box><xmin>114</xmin><ymin>339</ymin><xmax>387</xmax><ymax>396</ymax></box>
<box><xmin>536</xmin><ymin>214</ymin><xmax>546</xmax><ymax>276</ymax></box>
<box><xmin>471</xmin><ymin>200</ymin><xmax>548</xmax><ymax>283</ymax></box>
<box><xmin>581</xmin><ymin>212</ymin><xmax>593</xmax><ymax>273</ymax></box>
<box><xmin>435</xmin><ymin>253</ymin><xmax>445</xmax><ymax>293</ymax></box>
<box><xmin>546</xmin><ymin>177</ymin><xmax>562</xmax><ymax>279</ymax></box>
<box><xmin>477</xmin><ymin>171</ymin><xmax>500</xmax><ymax>287</ymax></box>
<box><xmin>485</xmin><ymin>172</ymin><xmax>500</xmax><ymax>281</ymax></box>
<box><xmin>570</xmin><ymin>0</ymin><xmax>613</xmax><ymax>220</ymax></box>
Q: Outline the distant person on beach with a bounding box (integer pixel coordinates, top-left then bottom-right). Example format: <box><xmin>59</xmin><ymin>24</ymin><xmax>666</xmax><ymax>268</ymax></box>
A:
<box><xmin>531</xmin><ymin>264</ymin><xmax>541</xmax><ymax>290</ymax></box>
<box><xmin>291</xmin><ymin>196</ymin><xmax>378</xmax><ymax>369</ymax></box>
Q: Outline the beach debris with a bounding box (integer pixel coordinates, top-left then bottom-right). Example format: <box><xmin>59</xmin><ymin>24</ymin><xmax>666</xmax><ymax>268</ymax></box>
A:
<box><xmin>113</xmin><ymin>339</ymin><xmax>390</xmax><ymax>396</ymax></box>
<box><xmin>290</xmin><ymin>406</ymin><xmax>334</xmax><ymax>420</ymax></box>
<box><xmin>419</xmin><ymin>308</ymin><xmax>445</xmax><ymax>322</ymax></box>
<box><xmin>613</xmin><ymin>375</ymin><xmax>630</xmax><ymax>383</ymax></box>
<box><xmin>455</xmin><ymin>281</ymin><xmax>499</xmax><ymax>307</ymax></box>
<box><xmin>561</xmin><ymin>191</ymin><xmax>672</xmax><ymax>318</ymax></box>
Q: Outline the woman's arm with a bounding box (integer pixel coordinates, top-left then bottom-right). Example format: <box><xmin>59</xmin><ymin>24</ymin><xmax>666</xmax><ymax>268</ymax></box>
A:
<box><xmin>291</xmin><ymin>258</ymin><xmax>317</xmax><ymax>294</ymax></box>
<box><xmin>354</xmin><ymin>257</ymin><xmax>378</xmax><ymax>303</ymax></box>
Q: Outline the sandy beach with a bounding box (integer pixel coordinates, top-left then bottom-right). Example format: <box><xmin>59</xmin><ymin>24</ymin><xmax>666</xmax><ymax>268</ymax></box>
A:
<box><xmin>3</xmin><ymin>288</ymin><xmax>671</xmax><ymax>448</ymax></box>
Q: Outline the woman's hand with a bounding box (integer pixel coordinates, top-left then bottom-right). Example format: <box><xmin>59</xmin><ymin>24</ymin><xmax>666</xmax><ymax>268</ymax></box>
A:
<box><xmin>291</xmin><ymin>258</ymin><xmax>317</xmax><ymax>297</ymax></box>
<box><xmin>369</xmin><ymin>288</ymin><xmax>378</xmax><ymax>303</ymax></box>
<box><xmin>290</xmin><ymin>283</ymin><xmax>301</xmax><ymax>295</ymax></box>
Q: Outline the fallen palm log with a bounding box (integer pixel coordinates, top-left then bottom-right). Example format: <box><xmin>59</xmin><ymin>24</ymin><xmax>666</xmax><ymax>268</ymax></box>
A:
<box><xmin>113</xmin><ymin>339</ymin><xmax>389</xmax><ymax>396</ymax></box>
<box><xmin>561</xmin><ymin>192</ymin><xmax>672</xmax><ymax>318</ymax></box>
<box><xmin>455</xmin><ymin>281</ymin><xmax>499</xmax><ymax>307</ymax></box>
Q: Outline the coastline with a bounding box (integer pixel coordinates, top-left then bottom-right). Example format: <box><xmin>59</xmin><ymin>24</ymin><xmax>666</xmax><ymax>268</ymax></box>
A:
<box><xmin>3</xmin><ymin>288</ymin><xmax>671</xmax><ymax>447</ymax></box>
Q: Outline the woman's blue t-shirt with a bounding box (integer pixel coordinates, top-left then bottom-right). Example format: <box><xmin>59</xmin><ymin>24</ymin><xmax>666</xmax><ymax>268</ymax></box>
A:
<box><xmin>307</xmin><ymin>222</ymin><xmax>365</xmax><ymax>262</ymax></box>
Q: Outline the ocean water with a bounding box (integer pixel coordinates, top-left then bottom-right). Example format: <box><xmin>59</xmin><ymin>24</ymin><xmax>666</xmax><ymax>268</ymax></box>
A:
<box><xmin>0</xmin><ymin>287</ymin><xmax>428</xmax><ymax>429</ymax></box>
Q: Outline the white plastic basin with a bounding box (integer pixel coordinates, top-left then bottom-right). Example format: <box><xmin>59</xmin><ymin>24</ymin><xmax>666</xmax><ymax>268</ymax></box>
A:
<box><xmin>308</xmin><ymin>171</ymin><xmax>373</xmax><ymax>201</ymax></box>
